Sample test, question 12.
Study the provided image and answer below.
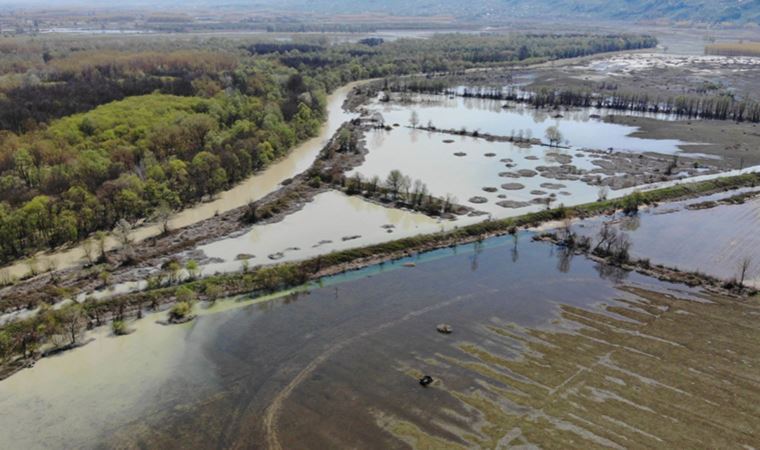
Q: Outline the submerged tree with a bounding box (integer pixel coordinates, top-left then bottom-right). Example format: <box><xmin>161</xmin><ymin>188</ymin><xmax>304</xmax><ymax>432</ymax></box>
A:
<box><xmin>545</xmin><ymin>126</ymin><xmax>563</xmax><ymax>147</ymax></box>
<box><xmin>409</xmin><ymin>110</ymin><xmax>420</xmax><ymax>128</ymax></box>
<box><xmin>738</xmin><ymin>257</ymin><xmax>753</xmax><ymax>288</ymax></box>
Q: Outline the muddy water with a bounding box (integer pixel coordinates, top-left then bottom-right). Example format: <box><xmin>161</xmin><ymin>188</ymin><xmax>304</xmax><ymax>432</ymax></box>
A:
<box><xmin>353</xmin><ymin>128</ymin><xmax>601</xmax><ymax>216</ymax></box>
<box><xmin>571</xmin><ymin>188</ymin><xmax>760</xmax><ymax>286</ymax></box>
<box><xmin>0</xmin><ymin>82</ymin><xmax>362</xmax><ymax>280</ymax></box>
<box><xmin>0</xmin><ymin>232</ymin><xmax>714</xmax><ymax>449</ymax></box>
<box><xmin>370</xmin><ymin>95</ymin><xmax>691</xmax><ymax>153</ymax></box>
<box><xmin>0</xmin><ymin>313</ymin><xmax>212</xmax><ymax>449</ymax></box>
<box><xmin>197</xmin><ymin>190</ymin><xmax>443</xmax><ymax>273</ymax></box>
<box><xmin>67</xmin><ymin>191</ymin><xmax>446</xmax><ymax>302</ymax></box>
<box><xmin>350</xmin><ymin>94</ymin><xmax>705</xmax><ymax>218</ymax></box>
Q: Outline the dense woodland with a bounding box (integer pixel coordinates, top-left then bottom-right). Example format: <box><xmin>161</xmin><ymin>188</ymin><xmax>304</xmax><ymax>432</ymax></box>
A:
<box><xmin>0</xmin><ymin>32</ymin><xmax>655</xmax><ymax>265</ymax></box>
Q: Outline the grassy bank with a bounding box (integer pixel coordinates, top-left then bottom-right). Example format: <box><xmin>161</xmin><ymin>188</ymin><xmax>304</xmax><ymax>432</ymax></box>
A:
<box><xmin>1</xmin><ymin>171</ymin><xmax>759</xmax><ymax>378</ymax></box>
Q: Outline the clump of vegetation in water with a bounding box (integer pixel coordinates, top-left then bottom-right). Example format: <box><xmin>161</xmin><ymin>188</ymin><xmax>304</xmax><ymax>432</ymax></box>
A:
<box><xmin>168</xmin><ymin>301</ymin><xmax>194</xmax><ymax>324</ymax></box>
<box><xmin>111</xmin><ymin>320</ymin><xmax>130</xmax><ymax>336</ymax></box>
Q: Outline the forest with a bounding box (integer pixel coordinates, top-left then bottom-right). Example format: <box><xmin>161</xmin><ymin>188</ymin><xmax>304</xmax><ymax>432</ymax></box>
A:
<box><xmin>0</xmin><ymin>32</ymin><xmax>656</xmax><ymax>265</ymax></box>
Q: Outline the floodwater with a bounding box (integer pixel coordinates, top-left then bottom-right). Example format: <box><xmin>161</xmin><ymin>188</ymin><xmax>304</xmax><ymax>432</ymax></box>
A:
<box><xmin>0</xmin><ymin>232</ymin><xmax>733</xmax><ymax>449</ymax></box>
<box><xmin>0</xmin><ymin>82</ymin><xmax>361</xmax><ymax>280</ymax></box>
<box><xmin>196</xmin><ymin>190</ymin><xmax>444</xmax><ymax>273</ymax></box>
<box><xmin>571</xmin><ymin>188</ymin><xmax>760</xmax><ymax>287</ymax></box>
<box><xmin>369</xmin><ymin>95</ymin><xmax>690</xmax><ymax>153</ymax></box>
<box><xmin>351</xmin><ymin>94</ymin><xmax>702</xmax><ymax>217</ymax></box>
<box><xmin>353</xmin><ymin>127</ymin><xmax>601</xmax><ymax>216</ymax></box>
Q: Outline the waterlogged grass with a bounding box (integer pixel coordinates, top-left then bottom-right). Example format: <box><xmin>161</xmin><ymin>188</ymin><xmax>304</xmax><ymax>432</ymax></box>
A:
<box><xmin>383</xmin><ymin>287</ymin><xmax>760</xmax><ymax>448</ymax></box>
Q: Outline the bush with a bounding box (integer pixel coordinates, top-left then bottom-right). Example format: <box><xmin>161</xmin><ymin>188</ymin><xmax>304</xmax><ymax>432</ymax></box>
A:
<box><xmin>111</xmin><ymin>320</ymin><xmax>128</xmax><ymax>336</ymax></box>
<box><xmin>168</xmin><ymin>301</ymin><xmax>193</xmax><ymax>322</ymax></box>
<box><xmin>175</xmin><ymin>286</ymin><xmax>196</xmax><ymax>303</ymax></box>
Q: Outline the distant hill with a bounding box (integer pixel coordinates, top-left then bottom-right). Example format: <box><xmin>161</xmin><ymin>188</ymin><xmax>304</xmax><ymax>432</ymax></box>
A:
<box><xmin>2</xmin><ymin>0</ymin><xmax>759</xmax><ymax>26</ymax></box>
<box><xmin>259</xmin><ymin>0</ymin><xmax>759</xmax><ymax>25</ymax></box>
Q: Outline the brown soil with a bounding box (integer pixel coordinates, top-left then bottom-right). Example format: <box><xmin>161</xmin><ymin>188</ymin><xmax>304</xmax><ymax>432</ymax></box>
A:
<box><xmin>609</xmin><ymin>115</ymin><xmax>760</xmax><ymax>168</ymax></box>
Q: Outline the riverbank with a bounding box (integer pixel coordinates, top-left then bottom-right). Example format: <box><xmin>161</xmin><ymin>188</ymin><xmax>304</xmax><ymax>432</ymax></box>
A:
<box><xmin>0</xmin><ymin>81</ymin><xmax>365</xmax><ymax>282</ymax></box>
<box><xmin>1</xmin><ymin>171</ymin><xmax>758</xmax><ymax>381</ymax></box>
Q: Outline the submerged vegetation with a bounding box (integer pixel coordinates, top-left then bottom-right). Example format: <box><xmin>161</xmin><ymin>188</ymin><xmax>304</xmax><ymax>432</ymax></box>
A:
<box><xmin>1</xmin><ymin>171</ymin><xmax>757</xmax><ymax>376</ymax></box>
<box><xmin>384</xmin><ymin>286</ymin><xmax>760</xmax><ymax>448</ymax></box>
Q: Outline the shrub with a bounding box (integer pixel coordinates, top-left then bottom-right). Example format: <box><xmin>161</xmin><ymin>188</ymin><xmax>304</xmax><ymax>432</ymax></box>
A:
<box><xmin>111</xmin><ymin>320</ymin><xmax>128</xmax><ymax>336</ymax></box>
<box><xmin>168</xmin><ymin>301</ymin><xmax>193</xmax><ymax>322</ymax></box>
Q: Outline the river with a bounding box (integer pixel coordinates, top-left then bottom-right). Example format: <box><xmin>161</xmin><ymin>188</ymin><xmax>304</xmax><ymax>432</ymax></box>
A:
<box><xmin>0</xmin><ymin>82</ymin><xmax>362</xmax><ymax>280</ymax></box>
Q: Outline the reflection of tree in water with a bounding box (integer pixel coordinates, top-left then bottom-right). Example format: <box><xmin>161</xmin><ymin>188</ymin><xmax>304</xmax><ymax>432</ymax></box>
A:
<box><xmin>619</xmin><ymin>214</ymin><xmax>641</xmax><ymax>232</ymax></box>
<box><xmin>595</xmin><ymin>262</ymin><xmax>630</xmax><ymax>283</ymax></box>
<box><xmin>556</xmin><ymin>246</ymin><xmax>574</xmax><ymax>273</ymax></box>
<box><xmin>370</xmin><ymin>128</ymin><xmax>387</xmax><ymax>148</ymax></box>
<box><xmin>409</xmin><ymin>127</ymin><xmax>419</xmax><ymax>144</ymax></box>
<box><xmin>511</xmin><ymin>234</ymin><xmax>519</xmax><ymax>263</ymax></box>
<box><xmin>470</xmin><ymin>240</ymin><xmax>484</xmax><ymax>272</ymax></box>
<box><xmin>282</xmin><ymin>291</ymin><xmax>302</xmax><ymax>305</ymax></box>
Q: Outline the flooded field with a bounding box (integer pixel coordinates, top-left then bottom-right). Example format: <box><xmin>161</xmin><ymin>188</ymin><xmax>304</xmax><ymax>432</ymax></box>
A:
<box><xmin>2</xmin><ymin>233</ymin><xmax>758</xmax><ymax>449</ymax></box>
<box><xmin>571</xmin><ymin>188</ymin><xmax>760</xmax><ymax>287</ymax></box>
<box><xmin>196</xmin><ymin>190</ymin><xmax>444</xmax><ymax>273</ymax></box>
<box><xmin>355</xmin><ymin>127</ymin><xmax>602</xmax><ymax>216</ymax></box>
<box><xmin>351</xmin><ymin>94</ymin><xmax>709</xmax><ymax>216</ymax></box>
<box><xmin>368</xmin><ymin>95</ymin><xmax>690</xmax><ymax>153</ymax></box>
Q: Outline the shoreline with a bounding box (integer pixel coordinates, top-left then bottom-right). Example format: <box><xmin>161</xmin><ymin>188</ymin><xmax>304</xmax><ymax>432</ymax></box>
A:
<box><xmin>1</xmin><ymin>171</ymin><xmax>759</xmax><ymax>381</ymax></box>
<box><xmin>0</xmin><ymin>80</ymin><xmax>367</xmax><ymax>282</ymax></box>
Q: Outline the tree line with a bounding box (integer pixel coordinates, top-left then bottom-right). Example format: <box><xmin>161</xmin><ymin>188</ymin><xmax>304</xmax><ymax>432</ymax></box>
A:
<box><xmin>393</xmin><ymin>80</ymin><xmax>760</xmax><ymax>123</ymax></box>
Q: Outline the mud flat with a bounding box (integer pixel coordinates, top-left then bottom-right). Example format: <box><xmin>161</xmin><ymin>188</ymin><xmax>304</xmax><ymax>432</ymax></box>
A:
<box><xmin>607</xmin><ymin>115</ymin><xmax>760</xmax><ymax>168</ymax></box>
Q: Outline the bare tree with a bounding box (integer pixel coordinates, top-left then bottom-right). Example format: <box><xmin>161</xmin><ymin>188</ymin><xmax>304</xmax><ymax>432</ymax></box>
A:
<box><xmin>545</xmin><ymin>126</ymin><xmax>563</xmax><ymax>147</ymax></box>
<box><xmin>61</xmin><ymin>305</ymin><xmax>85</xmax><ymax>345</ymax></box>
<box><xmin>95</xmin><ymin>231</ymin><xmax>108</xmax><ymax>261</ymax></box>
<box><xmin>399</xmin><ymin>175</ymin><xmax>412</xmax><ymax>202</ymax></box>
<box><xmin>594</xmin><ymin>223</ymin><xmax>617</xmax><ymax>255</ymax></box>
<box><xmin>409</xmin><ymin>110</ymin><xmax>420</xmax><ymax>128</ymax></box>
<box><xmin>81</xmin><ymin>238</ymin><xmax>94</xmax><ymax>265</ymax></box>
<box><xmin>385</xmin><ymin>170</ymin><xmax>404</xmax><ymax>199</ymax></box>
<box><xmin>738</xmin><ymin>257</ymin><xmax>753</xmax><ymax>287</ymax></box>
<box><xmin>597</xmin><ymin>185</ymin><xmax>609</xmax><ymax>202</ymax></box>
<box><xmin>114</xmin><ymin>220</ymin><xmax>132</xmax><ymax>248</ymax></box>
<box><xmin>153</xmin><ymin>202</ymin><xmax>172</xmax><ymax>235</ymax></box>
<box><xmin>368</xmin><ymin>175</ymin><xmax>380</xmax><ymax>194</ymax></box>
<box><xmin>411</xmin><ymin>179</ymin><xmax>428</xmax><ymax>206</ymax></box>
<box><xmin>443</xmin><ymin>193</ymin><xmax>457</xmax><ymax>213</ymax></box>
